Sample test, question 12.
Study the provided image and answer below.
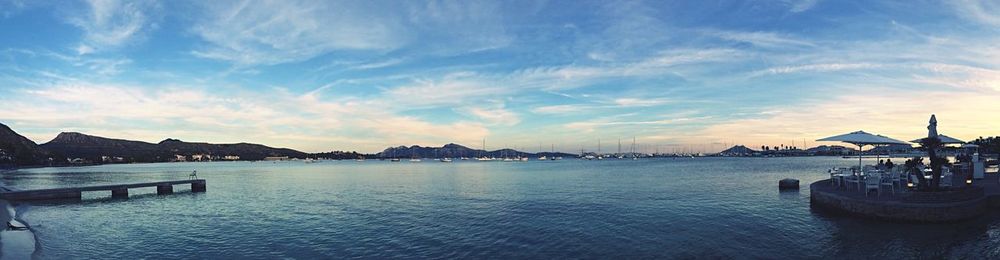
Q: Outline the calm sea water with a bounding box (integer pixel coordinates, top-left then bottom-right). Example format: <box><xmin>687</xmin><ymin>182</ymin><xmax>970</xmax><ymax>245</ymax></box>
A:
<box><xmin>5</xmin><ymin>157</ymin><xmax>1000</xmax><ymax>259</ymax></box>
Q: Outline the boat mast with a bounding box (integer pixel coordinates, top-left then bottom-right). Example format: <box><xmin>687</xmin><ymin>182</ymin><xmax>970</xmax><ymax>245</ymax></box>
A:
<box><xmin>632</xmin><ymin>137</ymin><xmax>637</xmax><ymax>158</ymax></box>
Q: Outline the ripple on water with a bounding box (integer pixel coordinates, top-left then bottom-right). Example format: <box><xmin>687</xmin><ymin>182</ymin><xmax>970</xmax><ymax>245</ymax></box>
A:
<box><xmin>6</xmin><ymin>158</ymin><xmax>1000</xmax><ymax>258</ymax></box>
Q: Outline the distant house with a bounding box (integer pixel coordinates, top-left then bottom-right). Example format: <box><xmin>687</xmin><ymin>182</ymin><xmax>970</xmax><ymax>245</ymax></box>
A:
<box><xmin>869</xmin><ymin>144</ymin><xmax>914</xmax><ymax>154</ymax></box>
<box><xmin>223</xmin><ymin>155</ymin><xmax>240</xmax><ymax>161</ymax></box>
<box><xmin>101</xmin><ymin>156</ymin><xmax>127</xmax><ymax>163</ymax></box>
<box><xmin>192</xmin><ymin>154</ymin><xmax>211</xmax><ymax>161</ymax></box>
<box><xmin>174</xmin><ymin>154</ymin><xmax>187</xmax><ymax>162</ymax></box>
<box><xmin>807</xmin><ymin>145</ymin><xmax>857</xmax><ymax>156</ymax></box>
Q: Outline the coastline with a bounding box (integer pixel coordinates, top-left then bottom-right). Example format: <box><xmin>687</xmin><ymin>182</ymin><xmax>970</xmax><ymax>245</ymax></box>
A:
<box><xmin>0</xmin><ymin>176</ymin><xmax>38</xmax><ymax>260</ymax></box>
<box><xmin>0</xmin><ymin>199</ymin><xmax>36</xmax><ymax>260</ymax></box>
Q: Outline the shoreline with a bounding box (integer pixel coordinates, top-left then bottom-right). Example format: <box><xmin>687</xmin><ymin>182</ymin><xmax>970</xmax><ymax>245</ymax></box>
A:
<box><xmin>0</xmin><ymin>199</ymin><xmax>37</xmax><ymax>259</ymax></box>
<box><xmin>0</xmin><ymin>178</ymin><xmax>37</xmax><ymax>259</ymax></box>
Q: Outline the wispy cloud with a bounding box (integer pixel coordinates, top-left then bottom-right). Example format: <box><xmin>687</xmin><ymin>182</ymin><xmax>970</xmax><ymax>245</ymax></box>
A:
<box><xmin>351</xmin><ymin>58</ymin><xmax>406</xmax><ymax>70</ymax></box>
<box><xmin>705</xmin><ymin>30</ymin><xmax>816</xmax><ymax>48</ymax></box>
<box><xmin>190</xmin><ymin>1</ymin><xmax>401</xmax><ymax>65</ymax></box>
<box><xmin>950</xmin><ymin>0</ymin><xmax>1000</xmax><ymax>26</ymax></box>
<box><xmin>0</xmin><ymin>82</ymin><xmax>493</xmax><ymax>152</ymax></box>
<box><xmin>66</xmin><ymin>0</ymin><xmax>159</xmax><ymax>54</ymax></box>
<box><xmin>532</xmin><ymin>104</ymin><xmax>593</xmax><ymax>115</ymax></box>
<box><xmin>564</xmin><ymin>114</ymin><xmax>712</xmax><ymax>134</ymax></box>
<box><xmin>189</xmin><ymin>0</ymin><xmax>510</xmax><ymax>65</ymax></box>
<box><xmin>698</xmin><ymin>88</ymin><xmax>1000</xmax><ymax>147</ymax></box>
<box><xmin>464</xmin><ymin>105</ymin><xmax>521</xmax><ymax>126</ymax></box>
<box><xmin>787</xmin><ymin>0</ymin><xmax>820</xmax><ymax>13</ymax></box>
<box><xmin>382</xmin><ymin>72</ymin><xmax>510</xmax><ymax>108</ymax></box>
<box><xmin>749</xmin><ymin>63</ymin><xmax>885</xmax><ymax>77</ymax></box>
<box><xmin>613</xmin><ymin>97</ymin><xmax>672</xmax><ymax>107</ymax></box>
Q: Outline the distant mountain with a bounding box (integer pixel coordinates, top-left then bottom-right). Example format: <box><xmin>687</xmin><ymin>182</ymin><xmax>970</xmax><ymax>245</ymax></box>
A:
<box><xmin>40</xmin><ymin>132</ymin><xmax>308</xmax><ymax>163</ymax></box>
<box><xmin>41</xmin><ymin>132</ymin><xmax>163</xmax><ymax>162</ymax></box>
<box><xmin>157</xmin><ymin>138</ymin><xmax>307</xmax><ymax>161</ymax></box>
<box><xmin>377</xmin><ymin>143</ymin><xmax>577</xmax><ymax>158</ymax></box>
<box><xmin>718</xmin><ymin>145</ymin><xmax>756</xmax><ymax>156</ymax></box>
<box><xmin>310</xmin><ymin>151</ymin><xmax>370</xmax><ymax>160</ymax></box>
<box><xmin>0</xmin><ymin>123</ymin><xmax>49</xmax><ymax>166</ymax></box>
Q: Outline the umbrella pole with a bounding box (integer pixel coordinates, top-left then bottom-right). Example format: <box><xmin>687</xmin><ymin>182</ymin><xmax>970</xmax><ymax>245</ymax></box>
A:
<box><xmin>858</xmin><ymin>144</ymin><xmax>863</xmax><ymax>171</ymax></box>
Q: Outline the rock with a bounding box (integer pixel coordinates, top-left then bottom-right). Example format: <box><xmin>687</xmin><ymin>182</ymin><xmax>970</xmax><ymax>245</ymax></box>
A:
<box><xmin>779</xmin><ymin>178</ymin><xmax>800</xmax><ymax>190</ymax></box>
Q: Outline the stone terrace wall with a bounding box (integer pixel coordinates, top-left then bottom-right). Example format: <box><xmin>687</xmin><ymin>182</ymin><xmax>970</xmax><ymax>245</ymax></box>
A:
<box><xmin>810</xmin><ymin>180</ymin><xmax>988</xmax><ymax>223</ymax></box>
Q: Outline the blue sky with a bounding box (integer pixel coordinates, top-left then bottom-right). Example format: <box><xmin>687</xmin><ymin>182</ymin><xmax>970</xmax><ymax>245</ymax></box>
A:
<box><xmin>0</xmin><ymin>0</ymin><xmax>998</xmax><ymax>153</ymax></box>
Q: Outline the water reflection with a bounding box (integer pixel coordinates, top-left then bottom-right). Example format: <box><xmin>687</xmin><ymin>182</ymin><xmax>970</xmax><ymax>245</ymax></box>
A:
<box><xmin>812</xmin><ymin>205</ymin><xmax>1000</xmax><ymax>258</ymax></box>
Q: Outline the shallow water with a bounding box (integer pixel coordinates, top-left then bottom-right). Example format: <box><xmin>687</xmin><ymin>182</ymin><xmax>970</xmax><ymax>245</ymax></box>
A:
<box><xmin>4</xmin><ymin>157</ymin><xmax>1000</xmax><ymax>259</ymax></box>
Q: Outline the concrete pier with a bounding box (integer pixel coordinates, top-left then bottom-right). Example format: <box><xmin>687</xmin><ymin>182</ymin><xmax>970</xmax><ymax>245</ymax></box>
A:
<box><xmin>191</xmin><ymin>181</ymin><xmax>206</xmax><ymax>192</ymax></box>
<box><xmin>111</xmin><ymin>188</ymin><xmax>128</xmax><ymax>198</ymax></box>
<box><xmin>0</xmin><ymin>179</ymin><xmax>205</xmax><ymax>201</ymax></box>
<box><xmin>156</xmin><ymin>184</ymin><xmax>173</xmax><ymax>195</ymax></box>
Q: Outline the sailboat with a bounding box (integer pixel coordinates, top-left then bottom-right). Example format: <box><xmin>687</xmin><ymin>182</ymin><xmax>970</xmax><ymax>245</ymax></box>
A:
<box><xmin>631</xmin><ymin>137</ymin><xmax>638</xmax><ymax>160</ymax></box>
<box><xmin>409</xmin><ymin>148</ymin><xmax>421</xmax><ymax>162</ymax></box>
<box><xmin>477</xmin><ymin>138</ymin><xmax>492</xmax><ymax>161</ymax></box>
<box><xmin>597</xmin><ymin>139</ymin><xmax>604</xmax><ymax>160</ymax></box>
<box><xmin>617</xmin><ymin>138</ymin><xmax>624</xmax><ymax>159</ymax></box>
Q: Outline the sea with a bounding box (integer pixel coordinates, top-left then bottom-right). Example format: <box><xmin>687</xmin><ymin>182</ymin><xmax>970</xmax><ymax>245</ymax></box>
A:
<box><xmin>3</xmin><ymin>157</ymin><xmax>1000</xmax><ymax>259</ymax></box>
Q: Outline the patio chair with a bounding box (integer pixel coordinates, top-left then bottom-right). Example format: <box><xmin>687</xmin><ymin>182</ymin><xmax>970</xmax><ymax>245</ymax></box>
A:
<box><xmin>893</xmin><ymin>168</ymin><xmax>906</xmax><ymax>189</ymax></box>
<box><xmin>909</xmin><ymin>174</ymin><xmax>921</xmax><ymax>189</ymax></box>
<box><xmin>829</xmin><ymin>168</ymin><xmax>842</xmax><ymax>187</ymax></box>
<box><xmin>844</xmin><ymin>174</ymin><xmax>860</xmax><ymax>191</ymax></box>
<box><xmin>865</xmin><ymin>174</ymin><xmax>881</xmax><ymax>198</ymax></box>
<box><xmin>941</xmin><ymin>173</ymin><xmax>953</xmax><ymax>188</ymax></box>
<box><xmin>880</xmin><ymin>173</ymin><xmax>895</xmax><ymax>194</ymax></box>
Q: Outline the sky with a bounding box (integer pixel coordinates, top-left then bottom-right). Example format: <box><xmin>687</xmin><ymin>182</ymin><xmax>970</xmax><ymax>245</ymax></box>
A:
<box><xmin>0</xmin><ymin>0</ymin><xmax>998</xmax><ymax>153</ymax></box>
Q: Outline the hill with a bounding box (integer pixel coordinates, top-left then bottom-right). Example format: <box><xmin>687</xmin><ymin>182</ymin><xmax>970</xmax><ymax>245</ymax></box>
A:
<box><xmin>377</xmin><ymin>143</ymin><xmax>577</xmax><ymax>158</ymax></box>
<box><xmin>40</xmin><ymin>132</ymin><xmax>308</xmax><ymax>163</ymax></box>
<box><xmin>41</xmin><ymin>132</ymin><xmax>162</xmax><ymax>162</ymax></box>
<box><xmin>0</xmin><ymin>123</ymin><xmax>49</xmax><ymax>166</ymax></box>
<box><xmin>718</xmin><ymin>145</ymin><xmax>756</xmax><ymax>156</ymax></box>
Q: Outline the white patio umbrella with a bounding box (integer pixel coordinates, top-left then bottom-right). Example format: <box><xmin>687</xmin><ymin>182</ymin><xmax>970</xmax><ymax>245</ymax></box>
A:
<box><xmin>910</xmin><ymin>115</ymin><xmax>964</xmax><ymax>145</ymax></box>
<box><xmin>910</xmin><ymin>134</ymin><xmax>965</xmax><ymax>145</ymax></box>
<box><xmin>817</xmin><ymin>130</ymin><xmax>910</xmax><ymax>168</ymax></box>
